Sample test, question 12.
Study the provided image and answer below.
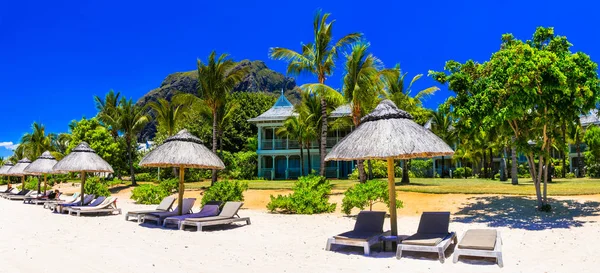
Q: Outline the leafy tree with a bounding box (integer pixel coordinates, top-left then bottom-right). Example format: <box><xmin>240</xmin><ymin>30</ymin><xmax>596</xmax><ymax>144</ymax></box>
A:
<box><xmin>584</xmin><ymin>126</ymin><xmax>600</xmax><ymax>165</ymax></box>
<box><xmin>118</xmin><ymin>97</ymin><xmax>149</xmax><ymax>186</ymax></box>
<box><xmin>341</xmin><ymin>180</ymin><xmax>403</xmax><ymax>215</ymax></box>
<box><xmin>68</xmin><ymin>118</ymin><xmax>126</xmax><ymax>178</ymax></box>
<box><xmin>431</xmin><ymin>27</ymin><xmax>600</xmax><ymax>210</ymax></box>
<box><xmin>270</xmin><ymin>10</ymin><xmax>361</xmax><ymax>176</ymax></box>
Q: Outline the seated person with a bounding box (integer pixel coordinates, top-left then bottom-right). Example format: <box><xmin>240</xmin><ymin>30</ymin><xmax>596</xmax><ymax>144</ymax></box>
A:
<box><xmin>47</xmin><ymin>190</ymin><xmax>59</xmax><ymax>200</ymax></box>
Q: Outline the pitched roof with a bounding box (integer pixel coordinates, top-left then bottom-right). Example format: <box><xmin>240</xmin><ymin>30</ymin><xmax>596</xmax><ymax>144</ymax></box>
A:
<box><xmin>248</xmin><ymin>92</ymin><xmax>295</xmax><ymax>122</ymax></box>
<box><xmin>330</xmin><ymin>103</ymin><xmax>352</xmax><ymax>118</ymax></box>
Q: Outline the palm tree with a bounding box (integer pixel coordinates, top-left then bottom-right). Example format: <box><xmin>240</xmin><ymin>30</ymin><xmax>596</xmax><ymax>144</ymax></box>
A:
<box><xmin>431</xmin><ymin>105</ymin><xmax>456</xmax><ymax>178</ymax></box>
<box><xmin>118</xmin><ymin>97</ymin><xmax>149</xmax><ymax>186</ymax></box>
<box><xmin>270</xmin><ymin>10</ymin><xmax>361</xmax><ymax>176</ymax></box>
<box><xmin>94</xmin><ymin>90</ymin><xmax>121</xmax><ymax>140</ymax></box>
<box><xmin>147</xmin><ymin>98</ymin><xmax>186</xmax><ymax>138</ymax></box>
<box><xmin>381</xmin><ymin>64</ymin><xmax>439</xmax><ymax>183</ymax></box>
<box><xmin>340</xmin><ymin>42</ymin><xmax>382</xmax><ymax>182</ymax></box>
<box><xmin>186</xmin><ymin>51</ymin><xmax>248</xmax><ymax>185</ymax></box>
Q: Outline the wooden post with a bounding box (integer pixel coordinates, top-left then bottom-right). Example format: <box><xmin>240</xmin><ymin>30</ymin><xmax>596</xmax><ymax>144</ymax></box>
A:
<box><xmin>22</xmin><ymin>176</ymin><xmax>25</xmax><ymax>191</ymax></box>
<box><xmin>387</xmin><ymin>158</ymin><xmax>398</xmax><ymax>238</ymax></box>
<box><xmin>44</xmin><ymin>174</ymin><xmax>47</xmax><ymax>193</ymax></box>
<box><xmin>178</xmin><ymin>165</ymin><xmax>185</xmax><ymax>215</ymax></box>
<box><xmin>81</xmin><ymin>171</ymin><xmax>86</xmax><ymax>206</ymax></box>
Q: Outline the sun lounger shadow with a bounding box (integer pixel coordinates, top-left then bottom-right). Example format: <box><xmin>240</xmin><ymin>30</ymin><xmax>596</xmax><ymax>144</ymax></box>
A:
<box><xmin>327</xmin><ymin>244</ymin><xmax>397</xmax><ymax>258</ymax></box>
<box><xmin>454</xmin><ymin>196</ymin><xmax>600</xmax><ymax>230</ymax></box>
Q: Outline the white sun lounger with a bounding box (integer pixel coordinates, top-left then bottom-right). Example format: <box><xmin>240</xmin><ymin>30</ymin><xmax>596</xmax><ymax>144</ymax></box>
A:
<box><xmin>66</xmin><ymin>197</ymin><xmax>121</xmax><ymax>217</ymax></box>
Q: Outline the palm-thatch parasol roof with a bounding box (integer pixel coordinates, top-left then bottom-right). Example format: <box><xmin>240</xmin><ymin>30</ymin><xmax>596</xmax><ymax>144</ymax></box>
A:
<box><xmin>139</xmin><ymin>129</ymin><xmax>225</xmax><ymax>169</ymax></box>
<box><xmin>24</xmin><ymin>151</ymin><xmax>61</xmax><ymax>193</ymax></box>
<box><xmin>325</xmin><ymin>100</ymin><xmax>454</xmax><ymax>238</ymax></box>
<box><xmin>53</xmin><ymin>142</ymin><xmax>114</xmax><ymax>173</ymax></box>
<box><xmin>325</xmin><ymin>100</ymin><xmax>454</xmax><ymax>161</ymax></box>
<box><xmin>139</xmin><ymin>129</ymin><xmax>224</xmax><ymax>215</ymax></box>
<box><xmin>24</xmin><ymin>151</ymin><xmax>59</xmax><ymax>175</ymax></box>
<box><xmin>53</xmin><ymin>142</ymin><xmax>113</xmax><ymax>206</ymax></box>
<box><xmin>0</xmin><ymin>162</ymin><xmax>14</xmax><ymax>176</ymax></box>
<box><xmin>6</xmin><ymin>158</ymin><xmax>32</xmax><ymax>176</ymax></box>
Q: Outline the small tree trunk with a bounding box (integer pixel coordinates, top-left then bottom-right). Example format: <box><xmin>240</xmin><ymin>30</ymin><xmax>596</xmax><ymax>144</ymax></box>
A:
<box><xmin>576</xmin><ymin>134</ymin><xmax>583</xmax><ymax>177</ymax></box>
<box><xmin>562</xmin><ymin>121</ymin><xmax>567</xmax><ymax>178</ymax></box>
<box><xmin>211</xmin><ymin>109</ymin><xmax>218</xmax><ymax>185</ymax></box>
<box><xmin>357</xmin><ymin>160</ymin><xmax>366</xmax><ymax>183</ymax></box>
<box><xmin>367</xmin><ymin>160</ymin><xmax>373</xmax><ymax>180</ymax></box>
<box><xmin>511</xmin><ymin>136</ymin><xmax>518</xmax><ymax>185</ymax></box>
<box><xmin>401</xmin><ymin>159</ymin><xmax>410</xmax><ymax>184</ymax></box>
<box><xmin>482</xmin><ymin>150</ymin><xmax>487</xmax><ymax>178</ymax></box>
<box><xmin>489</xmin><ymin>148</ymin><xmax>494</xmax><ymax>179</ymax></box>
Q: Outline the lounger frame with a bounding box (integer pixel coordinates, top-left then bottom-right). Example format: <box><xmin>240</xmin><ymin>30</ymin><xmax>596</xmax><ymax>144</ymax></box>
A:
<box><xmin>179</xmin><ymin>216</ymin><xmax>251</xmax><ymax>231</ymax></box>
<box><xmin>66</xmin><ymin>199</ymin><xmax>122</xmax><ymax>217</ymax></box>
<box><xmin>326</xmin><ymin>230</ymin><xmax>390</xmax><ymax>256</ymax></box>
<box><xmin>396</xmin><ymin>232</ymin><xmax>457</xmax><ymax>263</ymax></box>
<box><xmin>453</xmin><ymin>231</ymin><xmax>503</xmax><ymax>267</ymax></box>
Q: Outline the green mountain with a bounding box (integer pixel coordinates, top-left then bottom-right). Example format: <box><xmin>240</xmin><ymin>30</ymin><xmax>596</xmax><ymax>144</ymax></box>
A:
<box><xmin>137</xmin><ymin>60</ymin><xmax>301</xmax><ymax>140</ymax></box>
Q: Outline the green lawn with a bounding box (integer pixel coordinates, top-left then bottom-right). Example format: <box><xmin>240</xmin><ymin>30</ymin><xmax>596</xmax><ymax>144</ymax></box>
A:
<box><xmin>139</xmin><ymin>177</ymin><xmax>600</xmax><ymax>196</ymax></box>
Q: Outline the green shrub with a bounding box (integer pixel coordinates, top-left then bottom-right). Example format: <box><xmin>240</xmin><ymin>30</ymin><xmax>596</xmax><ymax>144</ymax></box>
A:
<box><xmin>201</xmin><ymin>180</ymin><xmax>248</xmax><ymax>206</ymax></box>
<box><xmin>25</xmin><ymin>177</ymin><xmax>39</xmax><ymax>190</ymax></box>
<box><xmin>84</xmin><ymin>177</ymin><xmax>111</xmax><ymax>197</ymax></box>
<box><xmin>411</xmin><ymin>159</ymin><xmax>433</xmax><ymax>178</ymax></box>
<box><xmin>586</xmin><ymin>164</ymin><xmax>600</xmax><ymax>178</ymax></box>
<box><xmin>453</xmin><ymin>167</ymin><xmax>464</xmax><ymax>178</ymax></box>
<box><xmin>566</xmin><ymin>172</ymin><xmax>576</xmax><ymax>179</ymax></box>
<box><xmin>106</xmin><ymin>178</ymin><xmax>123</xmax><ymax>187</ymax></box>
<box><xmin>230</xmin><ymin>151</ymin><xmax>257</xmax><ymax>179</ymax></box>
<box><xmin>494</xmin><ymin>173</ymin><xmax>501</xmax><ymax>180</ymax></box>
<box><xmin>554</xmin><ymin>165</ymin><xmax>563</xmax><ymax>177</ymax></box>
<box><xmin>135</xmin><ymin>173</ymin><xmax>156</xmax><ymax>182</ymax></box>
<box><xmin>464</xmin><ymin>167</ymin><xmax>473</xmax><ymax>177</ymax></box>
<box><xmin>341</xmin><ymin>180</ymin><xmax>403</xmax><ymax>215</ymax></box>
<box><xmin>267</xmin><ymin>175</ymin><xmax>336</xmax><ymax>214</ymax></box>
<box><xmin>159</xmin><ymin>178</ymin><xmax>179</xmax><ymax>193</ymax></box>
<box><xmin>347</xmin><ymin>160</ymin><xmax>399</xmax><ymax>179</ymax></box>
<box><xmin>131</xmin><ymin>184</ymin><xmax>170</xmax><ymax>204</ymax></box>
<box><xmin>185</xmin><ymin>168</ymin><xmax>210</xmax><ymax>181</ymax></box>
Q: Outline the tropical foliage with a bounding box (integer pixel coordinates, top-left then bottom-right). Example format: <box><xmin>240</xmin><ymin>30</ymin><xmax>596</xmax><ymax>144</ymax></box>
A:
<box><xmin>341</xmin><ymin>180</ymin><xmax>403</xmax><ymax>215</ymax></box>
<box><xmin>267</xmin><ymin>175</ymin><xmax>336</xmax><ymax>214</ymax></box>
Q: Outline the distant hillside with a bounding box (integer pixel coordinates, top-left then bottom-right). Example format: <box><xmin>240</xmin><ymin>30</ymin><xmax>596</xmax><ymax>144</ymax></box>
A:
<box><xmin>137</xmin><ymin>60</ymin><xmax>301</xmax><ymax>140</ymax></box>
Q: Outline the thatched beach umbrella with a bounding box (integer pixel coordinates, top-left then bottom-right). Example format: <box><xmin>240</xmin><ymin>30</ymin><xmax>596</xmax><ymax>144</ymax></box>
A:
<box><xmin>325</xmin><ymin>100</ymin><xmax>454</xmax><ymax>237</ymax></box>
<box><xmin>0</xmin><ymin>161</ymin><xmax>15</xmax><ymax>185</ymax></box>
<box><xmin>53</xmin><ymin>142</ymin><xmax>114</xmax><ymax>205</ymax></box>
<box><xmin>139</xmin><ymin>129</ymin><xmax>225</xmax><ymax>215</ymax></box>
<box><xmin>7</xmin><ymin>158</ymin><xmax>32</xmax><ymax>191</ymax></box>
<box><xmin>24</xmin><ymin>151</ymin><xmax>59</xmax><ymax>194</ymax></box>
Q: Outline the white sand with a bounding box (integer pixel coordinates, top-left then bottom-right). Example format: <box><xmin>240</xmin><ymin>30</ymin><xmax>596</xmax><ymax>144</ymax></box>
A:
<box><xmin>1</xmin><ymin>189</ymin><xmax>600</xmax><ymax>273</ymax></box>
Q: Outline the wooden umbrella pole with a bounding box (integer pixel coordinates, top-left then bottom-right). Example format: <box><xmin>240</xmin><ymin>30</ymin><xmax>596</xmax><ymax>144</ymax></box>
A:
<box><xmin>178</xmin><ymin>166</ymin><xmax>185</xmax><ymax>215</ymax></box>
<box><xmin>387</xmin><ymin>158</ymin><xmax>398</xmax><ymax>238</ymax></box>
<box><xmin>22</xmin><ymin>176</ymin><xmax>25</xmax><ymax>192</ymax></box>
<box><xmin>44</xmin><ymin>174</ymin><xmax>47</xmax><ymax>193</ymax></box>
<box><xmin>81</xmin><ymin>171</ymin><xmax>86</xmax><ymax>206</ymax></box>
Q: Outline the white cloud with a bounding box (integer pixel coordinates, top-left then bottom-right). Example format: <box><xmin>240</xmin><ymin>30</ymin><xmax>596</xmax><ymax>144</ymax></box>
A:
<box><xmin>0</xmin><ymin>141</ymin><xmax>18</xmax><ymax>150</ymax></box>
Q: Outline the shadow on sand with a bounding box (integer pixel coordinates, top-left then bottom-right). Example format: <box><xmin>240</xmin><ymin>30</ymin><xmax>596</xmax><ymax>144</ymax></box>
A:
<box><xmin>454</xmin><ymin>196</ymin><xmax>600</xmax><ymax>230</ymax></box>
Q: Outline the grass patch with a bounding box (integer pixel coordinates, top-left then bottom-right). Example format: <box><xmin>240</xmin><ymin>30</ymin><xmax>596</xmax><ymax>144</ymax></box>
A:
<box><xmin>129</xmin><ymin>177</ymin><xmax>600</xmax><ymax>196</ymax></box>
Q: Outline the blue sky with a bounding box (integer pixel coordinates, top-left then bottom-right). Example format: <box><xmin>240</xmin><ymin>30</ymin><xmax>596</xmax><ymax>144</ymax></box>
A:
<box><xmin>1</xmin><ymin>0</ymin><xmax>599</xmax><ymax>157</ymax></box>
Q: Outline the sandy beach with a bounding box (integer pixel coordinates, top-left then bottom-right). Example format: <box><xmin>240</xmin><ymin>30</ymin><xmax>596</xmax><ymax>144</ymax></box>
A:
<box><xmin>2</xmin><ymin>186</ymin><xmax>600</xmax><ymax>273</ymax></box>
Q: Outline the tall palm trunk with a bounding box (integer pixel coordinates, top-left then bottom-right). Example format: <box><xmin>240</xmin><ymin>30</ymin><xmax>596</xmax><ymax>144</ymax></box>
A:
<box><xmin>306</xmin><ymin>142</ymin><xmax>312</xmax><ymax>174</ymax></box>
<box><xmin>299</xmin><ymin>144</ymin><xmax>305</xmax><ymax>176</ymax></box>
<box><xmin>211</xmin><ymin>109</ymin><xmax>218</xmax><ymax>185</ymax></box>
<box><xmin>127</xmin><ymin>140</ymin><xmax>136</xmax><ymax>186</ymax></box>
<box><xmin>511</xmin><ymin>136</ymin><xmax>518</xmax><ymax>185</ymax></box>
<box><xmin>319</xmin><ymin>96</ymin><xmax>327</xmax><ymax>177</ymax></box>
